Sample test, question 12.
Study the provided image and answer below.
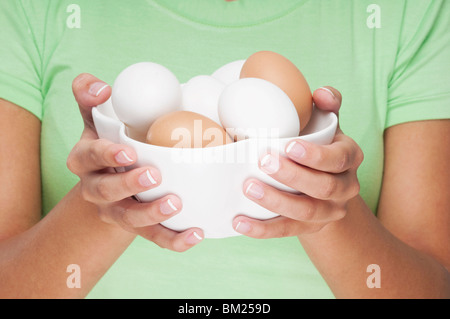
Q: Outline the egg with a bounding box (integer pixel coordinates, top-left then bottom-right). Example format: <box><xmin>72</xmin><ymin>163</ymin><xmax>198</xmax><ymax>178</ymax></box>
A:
<box><xmin>146</xmin><ymin>111</ymin><xmax>233</xmax><ymax>148</ymax></box>
<box><xmin>111</xmin><ymin>62</ymin><xmax>181</xmax><ymax>141</ymax></box>
<box><xmin>181</xmin><ymin>75</ymin><xmax>225</xmax><ymax>125</ymax></box>
<box><xmin>218</xmin><ymin>78</ymin><xmax>300</xmax><ymax>141</ymax></box>
<box><xmin>211</xmin><ymin>59</ymin><xmax>246</xmax><ymax>85</ymax></box>
<box><xmin>240</xmin><ymin>51</ymin><xmax>313</xmax><ymax>131</ymax></box>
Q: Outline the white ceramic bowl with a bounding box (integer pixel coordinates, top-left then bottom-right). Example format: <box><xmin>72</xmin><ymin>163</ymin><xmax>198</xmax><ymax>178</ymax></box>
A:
<box><xmin>92</xmin><ymin>101</ymin><xmax>337</xmax><ymax>238</ymax></box>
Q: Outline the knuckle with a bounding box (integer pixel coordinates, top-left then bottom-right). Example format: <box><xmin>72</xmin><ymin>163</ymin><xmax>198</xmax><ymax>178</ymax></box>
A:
<box><xmin>67</xmin><ymin>145</ymin><xmax>82</xmax><ymax>174</ymax></box>
<box><xmin>96</xmin><ymin>177</ymin><xmax>114</xmax><ymax>202</ymax></box>
<box><xmin>335</xmin><ymin>207</ymin><xmax>347</xmax><ymax>220</ymax></box>
<box><xmin>312</xmin><ymin>148</ymin><xmax>326</xmax><ymax>166</ymax></box>
<box><xmin>355</xmin><ymin>148</ymin><xmax>364</xmax><ymax>167</ymax></box>
<box><xmin>119</xmin><ymin>206</ymin><xmax>133</xmax><ymax>227</ymax></box>
<box><xmin>268</xmin><ymin>193</ymin><xmax>283</xmax><ymax>212</ymax></box>
<box><xmin>66</xmin><ymin>154</ymin><xmax>77</xmax><ymax>174</ymax></box>
<box><xmin>350</xmin><ymin>179</ymin><xmax>361</xmax><ymax>198</ymax></box>
<box><xmin>309</xmin><ymin>223</ymin><xmax>326</xmax><ymax>234</ymax></box>
<box><xmin>121</xmin><ymin>171</ymin><xmax>138</xmax><ymax>194</ymax></box>
<box><xmin>337</xmin><ymin>150</ymin><xmax>350</xmax><ymax>172</ymax></box>
<box><xmin>284</xmin><ymin>166</ymin><xmax>301</xmax><ymax>187</ymax></box>
<box><xmin>329</xmin><ymin>205</ymin><xmax>347</xmax><ymax>222</ymax></box>
<box><xmin>343</xmin><ymin>172</ymin><xmax>360</xmax><ymax>199</ymax></box>
<box><xmin>79</xmin><ymin>183</ymin><xmax>91</xmax><ymax>202</ymax></box>
<box><xmin>278</xmin><ymin>220</ymin><xmax>292</xmax><ymax>238</ymax></box>
<box><xmin>97</xmin><ymin>208</ymin><xmax>112</xmax><ymax>224</ymax></box>
<box><xmin>320</xmin><ymin>175</ymin><xmax>338</xmax><ymax>199</ymax></box>
<box><xmin>253</xmin><ymin>223</ymin><xmax>269</xmax><ymax>239</ymax></box>
<box><xmin>298</xmin><ymin>200</ymin><xmax>316</xmax><ymax>222</ymax></box>
<box><xmin>79</xmin><ymin>181</ymin><xmax>97</xmax><ymax>204</ymax></box>
<box><xmin>89</xmin><ymin>139</ymin><xmax>115</xmax><ymax>167</ymax></box>
<box><xmin>88</xmin><ymin>139</ymin><xmax>103</xmax><ymax>163</ymax></box>
<box><xmin>172</xmin><ymin>240</ymin><xmax>189</xmax><ymax>253</ymax></box>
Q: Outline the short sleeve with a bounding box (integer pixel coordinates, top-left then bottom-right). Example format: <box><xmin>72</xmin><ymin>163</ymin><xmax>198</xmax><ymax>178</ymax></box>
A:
<box><xmin>386</xmin><ymin>0</ymin><xmax>450</xmax><ymax>129</ymax></box>
<box><xmin>0</xmin><ymin>1</ymin><xmax>44</xmax><ymax>120</ymax></box>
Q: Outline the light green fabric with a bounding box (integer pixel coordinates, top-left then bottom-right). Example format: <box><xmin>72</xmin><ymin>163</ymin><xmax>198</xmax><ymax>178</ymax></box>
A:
<box><xmin>0</xmin><ymin>0</ymin><xmax>449</xmax><ymax>298</ymax></box>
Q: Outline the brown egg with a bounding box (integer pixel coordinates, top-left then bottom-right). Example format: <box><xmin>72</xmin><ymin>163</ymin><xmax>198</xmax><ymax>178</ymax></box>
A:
<box><xmin>146</xmin><ymin>111</ymin><xmax>233</xmax><ymax>148</ymax></box>
<box><xmin>240</xmin><ymin>51</ymin><xmax>313</xmax><ymax>131</ymax></box>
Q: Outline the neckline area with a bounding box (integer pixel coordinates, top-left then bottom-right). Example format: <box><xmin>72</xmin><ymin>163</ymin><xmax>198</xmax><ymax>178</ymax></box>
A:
<box><xmin>149</xmin><ymin>0</ymin><xmax>307</xmax><ymax>28</ymax></box>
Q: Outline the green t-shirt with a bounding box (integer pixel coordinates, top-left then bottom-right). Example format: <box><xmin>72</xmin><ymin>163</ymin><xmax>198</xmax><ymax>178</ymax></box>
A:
<box><xmin>0</xmin><ymin>0</ymin><xmax>449</xmax><ymax>298</ymax></box>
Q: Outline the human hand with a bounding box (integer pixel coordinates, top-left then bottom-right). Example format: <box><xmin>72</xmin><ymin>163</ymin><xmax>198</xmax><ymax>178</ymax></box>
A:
<box><xmin>233</xmin><ymin>87</ymin><xmax>364</xmax><ymax>238</ymax></box>
<box><xmin>67</xmin><ymin>73</ymin><xmax>203</xmax><ymax>251</ymax></box>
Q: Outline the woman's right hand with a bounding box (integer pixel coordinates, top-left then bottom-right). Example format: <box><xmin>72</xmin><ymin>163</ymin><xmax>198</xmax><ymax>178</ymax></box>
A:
<box><xmin>67</xmin><ymin>73</ymin><xmax>203</xmax><ymax>252</ymax></box>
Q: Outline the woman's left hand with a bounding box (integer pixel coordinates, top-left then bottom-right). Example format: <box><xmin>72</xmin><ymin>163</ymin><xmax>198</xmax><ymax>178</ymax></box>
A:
<box><xmin>233</xmin><ymin>87</ymin><xmax>364</xmax><ymax>238</ymax></box>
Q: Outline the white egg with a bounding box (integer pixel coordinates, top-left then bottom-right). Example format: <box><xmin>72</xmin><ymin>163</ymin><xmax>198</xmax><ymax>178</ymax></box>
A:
<box><xmin>111</xmin><ymin>62</ymin><xmax>181</xmax><ymax>141</ymax></box>
<box><xmin>218</xmin><ymin>78</ymin><xmax>300</xmax><ymax>140</ymax></box>
<box><xmin>181</xmin><ymin>75</ymin><xmax>225</xmax><ymax>124</ymax></box>
<box><xmin>211</xmin><ymin>59</ymin><xmax>246</xmax><ymax>85</ymax></box>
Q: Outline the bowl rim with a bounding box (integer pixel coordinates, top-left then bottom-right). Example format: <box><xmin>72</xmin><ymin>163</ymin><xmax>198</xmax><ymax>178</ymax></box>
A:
<box><xmin>115</xmin><ymin>109</ymin><xmax>338</xmax><ymax>152</ymax></box>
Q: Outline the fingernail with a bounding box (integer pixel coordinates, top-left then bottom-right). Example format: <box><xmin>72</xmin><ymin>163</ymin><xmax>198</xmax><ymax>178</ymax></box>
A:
<box><xmin>185</xmin><ymin>231</ymin><xmax>203</xmax><ymax>245</ymax></box>
<box><xmin>260</xmin><ymin>153</ymin><xmax>280</xmax><ymax>174</ymax></box>
<box><xmin>286</xmin><ymin>141</ymin><xmax>306</xmax><ymax>159</ymax></box>
<box><xmin>160</xmin><ymin>198</ymin><xmax>178</xmax><ymax>215</ymax></box>
<box><xmin>319</xmin><ymin>87</ymin><xmax>337</xmax><ymax>100</ymax></box>
<box><xmin>115</xmin><ymin>150</ymin><xmax>134</xmax><ymax>165</ymax></box>
<box><xmin>235</xmin><ymin>220</ymin><xmax>251</xmax><ymax>234</ymax></box>
<box><xmin>245</xmin><ymin>182</ymin><xmax>264</xmax><ymax>200</ymax></box>
<box><xmin>138</xmin><ymin>169</ymin><xmax>157</xmax><ymax>187</ymax></box>
<box><xmin>89</xmin><ymin>82</ymin><xmax>109</xmax><ymax>97</ymax></box>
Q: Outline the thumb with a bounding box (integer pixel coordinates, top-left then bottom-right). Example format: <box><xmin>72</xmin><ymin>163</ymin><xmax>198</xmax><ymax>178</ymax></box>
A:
<box><xmin>312</xmin><ymin>86</ymin><xmax>342</xmax><ymax>116</ymax></box>
<box><xmin>312</xmin><ymin>86</ymin><xmax>343</xmax><ymax>134</ymax></box>
<box><xmin>72</xmin><ymin>73</ymin><xmax>111</xmax><ymax>131</ymax></box>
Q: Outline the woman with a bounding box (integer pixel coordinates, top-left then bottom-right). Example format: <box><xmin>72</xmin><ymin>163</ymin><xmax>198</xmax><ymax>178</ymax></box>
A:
<box><xmin>0</xmin><ymin>0</ymin><xmax>449</xmax><ymax>298</ymax></box>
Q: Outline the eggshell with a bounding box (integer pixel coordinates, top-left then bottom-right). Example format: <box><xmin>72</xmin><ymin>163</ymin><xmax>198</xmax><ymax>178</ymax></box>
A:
<box><xmin>146</xmin><ymin>111</ymin><xmax>233</xmax><ymax>148</ymax></box>
<box><xmin>218</xmin><ymin>78</ymin><xmax>300</xmax><ymax>141</ymax></box>
<box><xmin>211</xmin><ymin>59</ymin><xmax>246</xmax><ymax>85</ymax></box>
<box><xmin>181</xmin><ymin>75</ymin><xmax>225</xmax><ymax>125</ymax></box>
<box><xmin>240</xmin><ymin>51</ymin><xmax>313</xmax><ymax>131</ymax></box>
<box><xmin>111</xmin><ymin>62</ymin><xmax>181</xmax><ymax>141</ymax></box>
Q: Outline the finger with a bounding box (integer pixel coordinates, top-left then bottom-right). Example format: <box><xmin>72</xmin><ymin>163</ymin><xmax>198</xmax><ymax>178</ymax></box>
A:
<box><xmin>99</xmin><ymin>194</ymin><xmax>180</xmax><ymax>229</ymax></box>
<box><xmin>284</xmin><ymin>134</ymin><xmax>364</xmax><ymax>174</ymax></box>
<box><xmin>72</xmin><ymin>73</ymin><xmax>111</xmax><ymax>130</ymax></box>
<box><xmin>232</xmin><ymin>215</ymin><xmax>326</xmax><ymax>239</ymax></box>
<box><xmin>259</xmin><ymin>153</ymin><xmax>360</xmax><ymax>201</ymax></box>
<box><xmin>242</xmin><ymin>179</ymin><xmax>347</xmax><ymax>222</ymax></box>
<box><xmin>312</xmin><ymin>86</ymin><xmax>342</xmax><ymax>116</ymax></box>
<box><xmin>81</xmin><ymin>166</ymin><xmax>161</xmax><ymax>204</ymax></box>
<box><xmin>67</xmin><ymin>137</ymin><xmax>137</xmax><ymax>175</ymax></box>
<box><xmin>137</xmin><ymin>225</ymin><xmax>204</xmax><ymax>252</ymax></box>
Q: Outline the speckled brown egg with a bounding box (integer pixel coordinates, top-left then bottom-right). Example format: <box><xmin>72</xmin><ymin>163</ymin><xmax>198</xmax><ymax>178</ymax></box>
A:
<box><xmin>240</xmin><ymin>51</ymin><xmax>313</xmax><ymax>131</ymax></box>
<box><xmin>146</xmin><ymin>111</ymin><xmax>233</xmax><ymax>148</ymax></box>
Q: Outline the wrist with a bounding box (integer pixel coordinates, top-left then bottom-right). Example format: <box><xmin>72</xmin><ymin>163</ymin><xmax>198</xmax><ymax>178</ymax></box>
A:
<box><xmin>297</xmin><ymin>195</ymin><xmax>369</xmax><ymax>241</ymax></box>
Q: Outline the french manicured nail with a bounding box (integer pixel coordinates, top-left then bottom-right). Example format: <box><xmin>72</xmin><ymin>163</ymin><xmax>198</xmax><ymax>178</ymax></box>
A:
<box><xmin>160</xmin><ymin>198</ymin><xmax>178</xmax><ymax>215</ymax></box>
<box><xmin>89</xmin><ymin>82</ymin><xmax>109</xmax><ymax>97</ymax></box>
<box><xmin>138</xmin><ymin>169</ymin><xmax>157</xmax><ymax>187</ymax></box>
<box><xmin>185</xmin><ymin>231</ymin><xmax>203</xmax><ymax>245</ymax></box>
<box><xmin>245</xmin><ymin>182</ymin><xmax>264</xmax><ymax>200</ymax></box>
<box><xmin>260</xmin><ymin>153</ymin><xmax>280</xmax><ymax>174</ymax></box>
<box><xmin>115</xmin><ymin>150</ymin><xmax>134</xmax><ymax>165</ymax></box>
<box><xmin>286</xmin><ymin>141</ymin><xmax>306</xmax><ymax>159</ymax></box>
<box><xmin>319</xmin><ymin>87</ymin><xmax>337</xmax><ymax>100</ymax></box>
<box><xmin>235</xmin><ymin>220</ymin><xmax>251</xmax><ymax>234</ymax></box>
